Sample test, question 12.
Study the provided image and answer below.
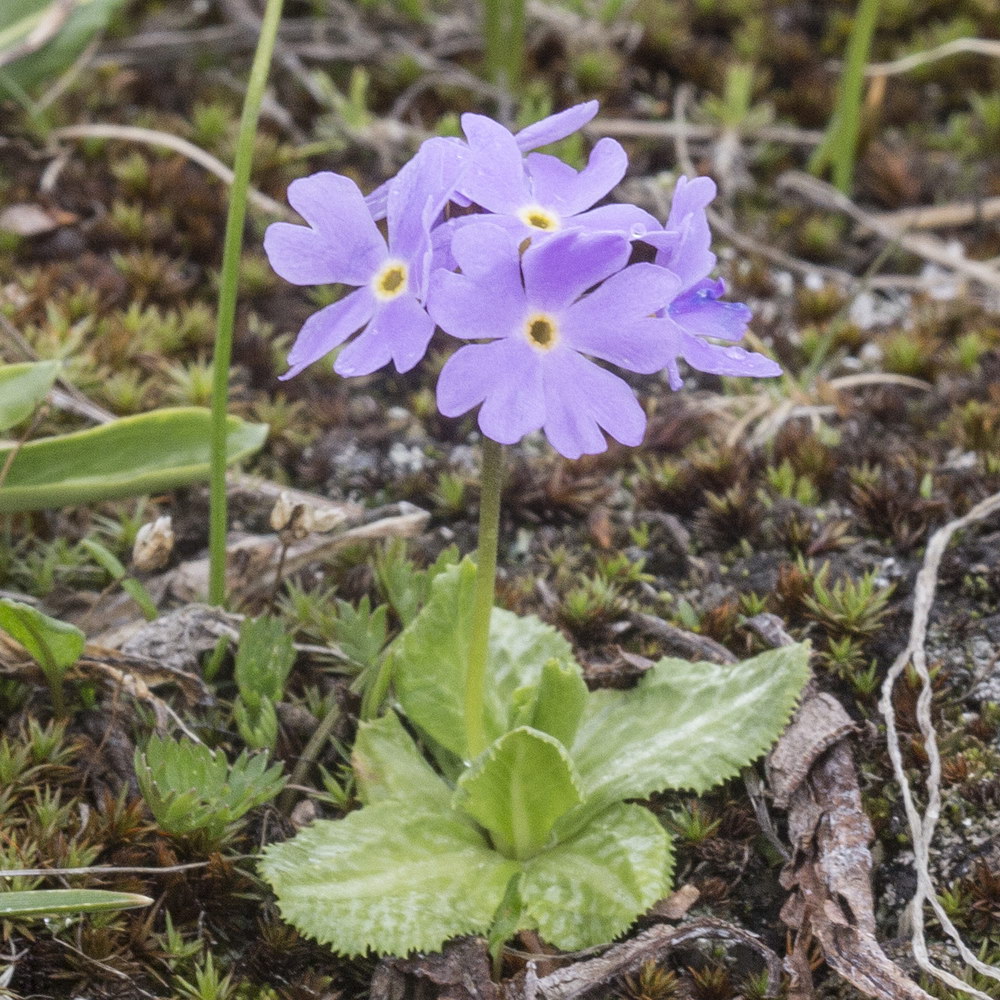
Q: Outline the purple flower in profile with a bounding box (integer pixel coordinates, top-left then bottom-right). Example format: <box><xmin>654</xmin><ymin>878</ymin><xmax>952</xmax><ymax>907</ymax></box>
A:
<box><xmin>427</xmin><ymin>225</ymin><xmax>680</xmax><ymax>459</ymax></box>
<box><xmin>264</xmin><ymin>139</ymin><xmax>461</xmax><ymax>379</ymax></box>
<box><xmin>641</xmin><ymin>176</ymin><xmax>781</xmax><ymax>389</ymax></box>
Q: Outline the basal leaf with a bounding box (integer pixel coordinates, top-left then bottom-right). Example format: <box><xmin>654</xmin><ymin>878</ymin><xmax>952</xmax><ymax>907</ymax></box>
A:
<box><xmin>453</xmin><ymin>727</ymin><xmax>581</xmax><ymax>859</ymax></box>
<box><xmin>391</xmin><ymin>559</ymin><xmax>573</xmax><ymax>758</ymax></box>
<box><xmin>0</xmin><ymin>598</ymin><xmax>84</xmax><ymax>673</ymax></box>
<box><xmin>0</xmin><ymin>407</ymin><xmax>267</xmax><ymax>512</ymax></box>
<box><xmin>352</xmin><ymin>710</ymin><xmax>452</xmax><ymax>811</ymax></box>
<box><xmin>0</xmin><ymin>888</ymin><xmax>153</xmax><ymax>918</ymax></box>
<box><xmin>571</xmin><ymin>644</ymin><xmax>811</xmax><ymax>814</ymax></box>
<box><xmin>259</xmin><ymin>802</ymin><xmax>519</xmax><ymax>957</ymax></box>
<box><xmin>0</xmin><ymin>361</ymin><xmax>59</xmax><ymax>432</ymax></box>
<box><xmin>520</xmin><ymin>803</ymin><xmax>672</xmax><ymax>951</ymax></box>
<box><xmin>527</xmin><ymin>658</ymin><xmax>588</xmax><ymax>747</ymax></box>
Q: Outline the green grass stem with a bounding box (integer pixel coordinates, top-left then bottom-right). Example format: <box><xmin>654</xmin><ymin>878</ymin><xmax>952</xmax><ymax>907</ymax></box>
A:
<box><xmin>208</xmin><ymin>0</ymin><xmax>285</xmax><ymax>605</ymax></box>
<box><xmin>809</xmin><ymin>0</ymin><xmax>882</xmax><ymax>193</ymax></box>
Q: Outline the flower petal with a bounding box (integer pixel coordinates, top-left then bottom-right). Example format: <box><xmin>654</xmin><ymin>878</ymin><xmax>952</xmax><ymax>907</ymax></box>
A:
<box><xmin>365</xmin><ymin>181</ymin><xmax>389</xmax><ymax>222</ymax></box>
<box><xmin>526</xmin><ymin>138</ymin><xmax>627</xmax><ymax>216</ymax></box>
<box><xmin>514</xmin><ymin>101</ymin><xmax>598</xmax><ymax>151</ymax></box>
<box><xmin>437</xmin><ymin>339</ymin><xmax>545</xmax><ymax>445</ymax></box>
<box><xmin>670</xmin><ymin>280</ymin><xmax>751</xmax><ymax>342</ymax></box>
<box><xmin>458</xmin><ymin>114</ymin><xmax>529</xmax><ymax>213</ymax></box>
<box><xmin>562</xmin><ymin>263</ymin><xmax>681</xmax><ymax>372</ymax></box>
<box><xmin>654</xmin><ymin>175</ymin><xmax>717</xmax><ymax>290</ymax></box>
<box><xmin>678</xmin><ymin>332</ymin><xmax>782</xmax><ymax>380</ymax></box>
<box><xmin>387</xmin><ymin>138</ymin><xmax>466</xmax><ymax>286</ymax></box>
<box><xmin>570</xmin><ymin>202</ymin><xmax>660</xmax><ymax>239</ymax></box>
<box><xmin>427</xmin><ymin>224</ymin><xmax>526</xmax><ymax>341</ymax></box>
<box><xmin>280</xmin><ymin>287</ymin><xmax>377</xmax><ymax>380</ymax></box>
<box><xmin>334</xmin><ymin>294</ymin><xmax>435</xmax><ymax>377</ymax></box>
<box><xmin>266</xmin><ymin>173</ymin><xmax>386</xmax><ymax>286</ymax></box>
<box><xmin>666</xmin><ymin>174</ymin><xmax>717</xmax><ymax>230</ymax></box>
<box><xmin>542</xmin><ymin>351</ymin><xmax>646</xmax><ymax>459</ymax></box>
<box><xmin>449</xmin><ymin>221</ymin><xmax>523</xmax><ymax>282</ymax></box>
<box><xmin>522</xmin><ymin>230</ymin><xmax>630</xmax><ymax>312</ymax></box>
<box><xmin>427</xmin><ymin>273</ymin><xmax>526</xmax><ymax>343</ymax></box>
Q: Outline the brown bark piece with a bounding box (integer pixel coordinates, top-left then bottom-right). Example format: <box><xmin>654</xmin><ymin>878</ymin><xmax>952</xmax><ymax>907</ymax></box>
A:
<box><xmin>775</xmin><ymin>720</ymin><xmax>935</xmax><ymax>1000</ymax></box>
<box><xmin>750</xmin><ymin>612</ymin><xmax>935</xmax><ymax>1000</ymax></box>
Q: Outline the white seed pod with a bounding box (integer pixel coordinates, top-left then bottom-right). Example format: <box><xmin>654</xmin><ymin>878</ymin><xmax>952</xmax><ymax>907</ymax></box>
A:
<box><xmin>269</xmin><ymin>490</ymin><xmax>296</xmax><ymax>531</ymax></box>
<box><xmin>132</xmin><ymin>516</ymin><xmax>175</xmax><ymax>572</ymax></box>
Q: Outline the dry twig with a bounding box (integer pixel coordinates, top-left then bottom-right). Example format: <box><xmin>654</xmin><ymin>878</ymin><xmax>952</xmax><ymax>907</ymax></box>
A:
<box><xmin>778</xmin><ymin>171</ymin><xmax>1000</xmax><ymax>293</ymax></box>
<box><xmin>865</xmin><ymin>37</ymin><xmax>1000</xmax><ymax>77</ymax></box>
<box><xmin>49</xmin><ymin>124</ymin><xmax>291</xmax><ymax>219</ymax></box>
<box><xmin>878</xmin><ymin>490</ymin><xmax>1000</xmax><ymax>999</ymax></box>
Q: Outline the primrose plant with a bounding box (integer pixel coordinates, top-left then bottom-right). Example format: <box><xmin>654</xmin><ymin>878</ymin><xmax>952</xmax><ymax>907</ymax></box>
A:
<box><xmin>259</xmin><ymin>101</ymin><xmax>809</xmax><ymax>958</ymax></box>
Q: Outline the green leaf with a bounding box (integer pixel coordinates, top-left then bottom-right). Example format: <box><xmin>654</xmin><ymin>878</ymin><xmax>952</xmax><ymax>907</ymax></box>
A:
<box><xmin>259</xmin><ymin>802</ymin><xmax>519</xmax><ymax>957</ymax></box>
<box><xmin>235</xmin><ymin>616</ymin><xmax>296</xmax><ymax>704</ymax></box>
<box><xmin>520</xmin><ymin>803</ymin><xmax>672</xmax><ymax>951</ymax></box>
<box><xmin>391</xmin><ymin>559</ymin><xmax>574</xmax><ymax>758</ymax></box>
<box><xmin>135</xmin><ymin>736</ymin><xmax>285</xmax><ymax>845</ymax></box>
<box><xmin>487</xmin><ymin>874</ymin><xmax>531</xmax><ymax>962</ymax></box>
<box><xmin>352</xmin><ymin>711</ymin><xmax>452</xmax><ymax>812</ymax></box>
<box><xmin>0</xmin><ymin>407</ymin><xmax>268</xmax><ymax>512</ymax></box>
<box><xmin>78</xmin><ymin>537</ymin><xmax>158</xmax><ymax>619</ymax></box>
<box><xmin>0</xmin><ymin>0</ymin><xmax>128</xmax><ymax>96</ymax></box>
<box><xmin>453</xmin><ymin>727</ymin><xmax>582</xmax><ymax>860</ymax></box>
<box><xmin>0</xmin><ymin>361</ymin><xmax>59</xmax><ymax>431</ymax></box>
<box><xmin>526</xmin><ymin>658</ymin><xmax>589</xmax><ymax>747</ymax></box>
<box><xmin>0</xmin><ymin>888</ymin><xmax>153</xmax><ymax>918</ymax></box>
<box><xmin>0</xmin><ymin>598</ymin><xmax>84</xmax><ymax>676</ymax></box>
<box><xmin>233</xmin><ymin>695</ymin><xmax>278</xmax><ymax>752</ymax></box>
<box><xmin>571</xmin><ymin>645</ymin><xmax>811</xmax><ymax>815</ymax></box>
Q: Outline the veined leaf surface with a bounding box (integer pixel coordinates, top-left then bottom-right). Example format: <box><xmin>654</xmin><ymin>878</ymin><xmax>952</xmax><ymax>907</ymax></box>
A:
<box><xmin>0</xmin><ymin>598</ymin><xmax>84</xmax><ymax>672</ymax></box>
<box><xmin>352</xmin><ymin>710</ymin><xmax>452</xmax><ymax>811</ymax></box>
<box><xmin>526</xmin><ymin>657</ymin><xmax>589</xmax><ymax>747</ymax></box>
<box><xmin>259</xmin><ymin>802</ymin><xmax>518</xmax><ymax>957</ymax></box>
<box><xmin>0</xmin><ymin>0</ymin><xmax>127</xmax><ymax>94</ymax></box>
<box><xmin>520</xmin><ymin>803</ymin><xmax>671</xmax><ymax>951</ymax></box>
<box><xmin>0</xmin><ymin>407</ymin><xmax>267</xmax><ymax>512</ymax></box>
<box><xmin>571</xmin><ymin>644</ymin><xmax>811</xmax><ymax>814</ymax></box>
<box><xmin>391</xmin><ymin>559</ymin><xmax>573</xmax><ymax>758</ymax></box>
<box><xmin>453</xmin><ymin>726</ymin><xmax>582</xmax><ymax>859</ymax></box>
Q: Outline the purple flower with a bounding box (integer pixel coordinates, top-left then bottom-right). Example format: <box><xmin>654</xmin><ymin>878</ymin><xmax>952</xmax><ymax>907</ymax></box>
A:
<box><xmin>641</xmin><ymin>176</ymin><xmax>781</xmax><ymax>389</ymax></box>
<box><xmin>435</xmin><ymin>112</ymin><xmax>657</xmax><ymax>246</ymax></box>
<box><xmin>427</xmin><ymin>225</ymin><xmax>680</xmax><ymax>459</ymax></box>
<box><xmin>364</xmin><ymin>102</ymin><xmax>602</xmax><ymax>221</ymax></box>
<box><xmin>264</xmin><ymin>139</ymin><xmax>461</xmax><ymax>379</ymax></box>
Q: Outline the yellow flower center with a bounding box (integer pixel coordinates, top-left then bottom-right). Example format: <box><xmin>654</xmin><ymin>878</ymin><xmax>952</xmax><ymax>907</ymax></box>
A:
<box><xmin>525</xmin><ymin>313</ymin><xmax>559</xmax><ymax>352</ymax></box>
<box><xmin>373</xmin><ymin>261</ymin><xmax>408</xmax><ymax>300</ymax></box>
<box><xmin>518</xmin><ymin>205</ymin><xmax>560</xmax><ymax>232</ymax></box>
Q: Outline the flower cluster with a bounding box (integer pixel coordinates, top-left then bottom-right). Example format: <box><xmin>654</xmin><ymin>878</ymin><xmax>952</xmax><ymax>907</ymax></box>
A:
<box><xmin>264</xmin><ymin>101</ymin><xmax>780</xmax><ymax>459</ymax></box>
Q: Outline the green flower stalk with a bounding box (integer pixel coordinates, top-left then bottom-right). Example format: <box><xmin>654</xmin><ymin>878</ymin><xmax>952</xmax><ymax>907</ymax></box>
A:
<box><xmin>465</xmin><ymin>438</ymin><xmax>503</xmax><ymax>758</ymax></box>
<box><xmin>208</xmin><ymin>0</ymin><xmax>285</xmax><ymax>605</ymax></box>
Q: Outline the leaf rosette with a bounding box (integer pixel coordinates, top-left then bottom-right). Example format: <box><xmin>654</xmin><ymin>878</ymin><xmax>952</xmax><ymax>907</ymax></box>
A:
<box><xmin>261</xmin><ymin>559</ymin><xmax>811</xmax><ymax>957</ymax></box>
